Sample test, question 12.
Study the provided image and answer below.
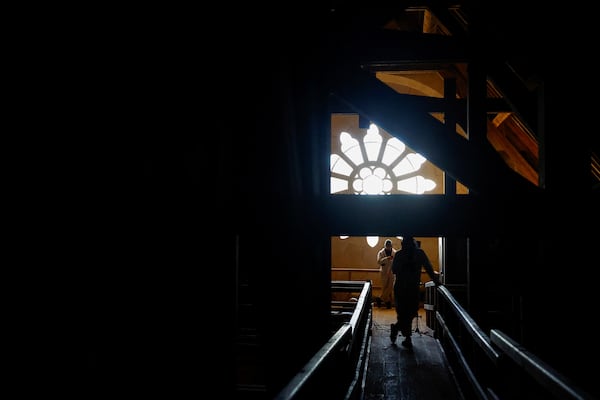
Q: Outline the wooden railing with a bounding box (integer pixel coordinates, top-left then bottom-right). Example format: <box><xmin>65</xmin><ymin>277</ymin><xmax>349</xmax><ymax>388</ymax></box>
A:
<box><xmin>273</xmin><ymin>278</ymin><xmax>595</xmax><ymax>400</ymax></box>
<box><xmin>425</xmin><ymin>282</ymin><xmax>595</xmax><ymax>400</ymax></box>
<box><xmin>273</xmin><ymin>280</ymin><xmax>373</xmax><ymax>400</ymax></box>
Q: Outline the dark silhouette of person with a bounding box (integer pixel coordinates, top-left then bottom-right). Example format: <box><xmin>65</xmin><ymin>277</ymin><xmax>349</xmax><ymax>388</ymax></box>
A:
<box><xmin>390</xmin><ymin>236</ymin><xmax>440</xmax><ymax>348</ymax></box>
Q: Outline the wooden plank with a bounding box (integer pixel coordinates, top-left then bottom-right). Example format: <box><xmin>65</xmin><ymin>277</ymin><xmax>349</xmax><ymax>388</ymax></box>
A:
<box><xmin>364</xmin><ymin>307</ymin><xmax>462</xmax><ymax>400</ymax></box>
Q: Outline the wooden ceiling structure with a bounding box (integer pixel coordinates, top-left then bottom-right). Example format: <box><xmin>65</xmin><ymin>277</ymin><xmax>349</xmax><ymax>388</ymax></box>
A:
<box><xmin>325</xmin><ymin>2</ymin><xmax>600</xmax><ymax>193</ymax></box>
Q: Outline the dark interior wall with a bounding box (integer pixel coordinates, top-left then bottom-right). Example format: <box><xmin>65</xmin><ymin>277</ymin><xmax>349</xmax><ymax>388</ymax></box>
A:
<box><xmin>524</xmin><ymin>233</ymin><xmax>600</xmax><ymax>397</ymax></box>
<box><xmin>86</xmin><ymin>10</ymin><xmax>253</xmax><ymax>397</ymax></box>
<box><xmin>96</xmin><ymin>13</ymin><xmax>336</xmax><ymax>399</ymax></box>
<box><xmin>237</xmin><ymin>56</ymin><xmax>334</xmax><ymax>396</ymax></box>
<box><xmin>468</xmin><ymin>237</ymin><xmax>538</xmax><ymax>338</ymax></box>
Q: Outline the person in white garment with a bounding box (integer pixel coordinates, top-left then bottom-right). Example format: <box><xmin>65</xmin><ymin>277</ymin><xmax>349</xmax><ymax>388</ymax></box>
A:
<box><xmin>376</xmin><ymin>239</ymin><xmax>396</xmax><ymax>309</ymax></box>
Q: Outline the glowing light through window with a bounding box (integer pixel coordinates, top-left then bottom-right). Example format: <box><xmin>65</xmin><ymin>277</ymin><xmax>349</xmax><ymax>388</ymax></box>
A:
<box><xmin>330</xmin><ymin>123</ymin><xmax>436</xmax><ymax>195</ymax></box>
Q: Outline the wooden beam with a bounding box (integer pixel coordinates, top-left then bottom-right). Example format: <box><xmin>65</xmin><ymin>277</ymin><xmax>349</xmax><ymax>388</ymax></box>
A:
<box><xmin>330</xmin><ymin>30</ymin><xmax>468</xmax><ymax>67</ymax></box>
<box><xmin>487</xmin><ymin>119</ymin><xmax>539</xmax><ymax>186</ymax></box>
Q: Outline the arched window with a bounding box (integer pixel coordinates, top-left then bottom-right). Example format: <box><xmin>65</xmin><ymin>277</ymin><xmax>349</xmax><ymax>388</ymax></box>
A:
<box><xmin>330</xmin><ymin>115</ymin><xmax>441</xmax><ymax>195</ymax></box>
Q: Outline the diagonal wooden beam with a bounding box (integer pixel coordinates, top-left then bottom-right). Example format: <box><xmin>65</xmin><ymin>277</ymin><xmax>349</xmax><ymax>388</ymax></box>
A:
<box><xmin>487</xmin><ymin>119</ymin><xmax>539</xmax><ymax>186</ymax></box>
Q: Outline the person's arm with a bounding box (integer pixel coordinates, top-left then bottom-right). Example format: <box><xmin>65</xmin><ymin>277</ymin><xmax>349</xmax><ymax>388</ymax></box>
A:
<box><xmin>419</xmin><ymin>249</ymin><xmax>440</xmax><ymax>285</ymax></box>
<box><xmin>377</xmin><ymin>250</ymin><xmax>389</xmax><ymax>265</ymax></box>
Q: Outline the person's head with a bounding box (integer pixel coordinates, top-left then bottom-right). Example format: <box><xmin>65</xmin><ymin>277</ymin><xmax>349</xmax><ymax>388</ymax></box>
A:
<box><xmin>384</xmin><ymin>239</ymin><xmax>393</xmax><ymax>249</ymax></box>
<box><xmin>402</xmin><ymin>236</ymin><xmax>415</xmax><ymax>248</ymax></box>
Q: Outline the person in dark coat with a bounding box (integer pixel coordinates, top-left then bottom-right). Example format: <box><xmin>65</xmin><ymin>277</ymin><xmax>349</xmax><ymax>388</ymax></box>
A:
<box><xmin>390</xmin><ymin>236</ymin><xmax>440</xmax><ymax>348</ymax></box>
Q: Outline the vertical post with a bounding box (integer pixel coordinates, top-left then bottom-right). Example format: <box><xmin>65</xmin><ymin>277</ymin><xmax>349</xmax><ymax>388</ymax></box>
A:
<box><xmin>444</xmin><ymin>77</ymin><xmax>457</xmax><ymax>195</ymax></box>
